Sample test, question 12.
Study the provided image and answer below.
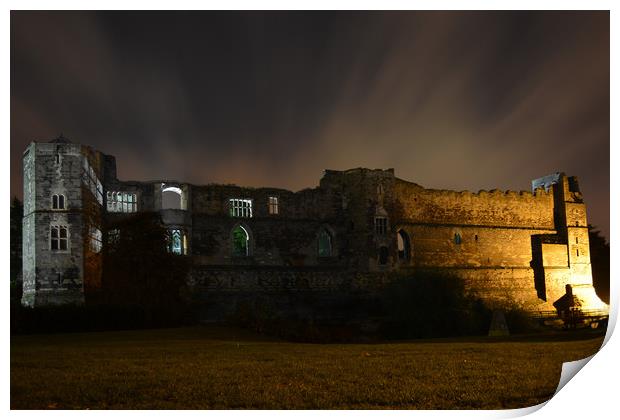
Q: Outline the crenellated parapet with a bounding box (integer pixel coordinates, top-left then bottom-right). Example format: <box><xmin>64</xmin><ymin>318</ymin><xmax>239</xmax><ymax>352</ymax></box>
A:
<box><xmin>392</xmin><ymin>178</ymin><xmax>556</xmax><ymax>229</ymax></box>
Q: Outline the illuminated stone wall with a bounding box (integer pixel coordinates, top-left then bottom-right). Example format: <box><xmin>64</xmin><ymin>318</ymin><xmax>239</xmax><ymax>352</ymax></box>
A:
<box><xmin>22</xmin><ymin>140</ymin><xmax>88</xmax><ymax>306</ymax></box>
<box><xmin>23</xmin><ymin>139</ymin><xmax>608</xmax><ymax>314</ymax></box>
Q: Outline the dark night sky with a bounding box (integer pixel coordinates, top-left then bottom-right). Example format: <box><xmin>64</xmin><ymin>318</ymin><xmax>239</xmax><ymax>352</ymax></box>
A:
<box><xmin>10</xmin><ymin>11</ymin><xmax>610</xmax><ymax>239</ymax></box>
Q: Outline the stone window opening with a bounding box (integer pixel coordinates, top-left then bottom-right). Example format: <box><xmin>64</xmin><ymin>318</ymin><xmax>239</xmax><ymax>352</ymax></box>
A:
<box><xmin>52</xmin><ymin>194</ymin><xmax>66</xmax><ymax>210</ymax></box>
<box><xmin>576</xmin><ymin>249</ymin><xmax>580</xmax><ymax>257</ymax></box>
<box><xmin>107</xmin><ymin>191</ymin><xmax>137</xmax><ymax>213</ymax></box>
<box><xmin>454</xmin><ymin>233</ymin><xmax>462</xmax><ymax>245</ymax></box>
<box><xmin>575</xmin><ymin>237</ymin><xmax>579</xmax><ymax>244</ymax></box>
<box><xmin>168</xmin><ymin>228</ymin><xmax>188</xmax><ymax>255</ymax></box>
<box><xmin>375</xmin><ymin>217</ymin><xmax>388</xmax><ymax>235</ymax></box>
<box><xmin>89</xmin><ymin>227</ymin><xmax>102</xmax><ymax>253</ymax></box>
<box><xmin>318</xmin><ymin>229</ymin><xmax>333</xmax><ymax>257</ymax></box>
<box><xmin>397</xmin><ymin>230</ymin><xmax>411</xmax><ymax>262</ymax></box>
<box><xmin>268</xmin><ymin>196</ymin><xmax>279</xmax><ymax>215</ymax></box>
<box><xmin>232</xmin><ymin>225</ymin><xmax>250</xmax><ymax>257</ymax></box>
<box><xmin>475</xmin><ymin>234</ymin><xmax>478</xmax><ymax>242</ymax></box>
<box><xmin>107</xmin><ymin>228</ymin><xmax>120</xmax><ymax>246</ymax></box>
<box><xmin>229</xmin><ymin>198</ymin><xmax>253</xmax><ymax>218</ymax></box>
<box><xmin>162</xmin><ymin>186</ymin><xmax>184</xmax><ymax>210</ymax></box>
<box><xmin>50</xmin><ymin>225</ymin><xmax>69</xmax><ymax>251</ymax></box>
<box><xmin>377</xmin><ymin>184</ymin><xmax>385</xmax><ymax>206</ymax></box>
<box><xmin>378</xmin><ymin>246</ymin><xmax>389</xmax><ymax>265</ymax></box>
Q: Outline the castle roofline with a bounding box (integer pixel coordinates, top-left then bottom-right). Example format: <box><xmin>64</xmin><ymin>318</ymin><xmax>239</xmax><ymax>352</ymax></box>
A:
<box><xmin>48</xmin><ymin>134</ymin><xmax>72</xmax><ymax>144</ymax></box>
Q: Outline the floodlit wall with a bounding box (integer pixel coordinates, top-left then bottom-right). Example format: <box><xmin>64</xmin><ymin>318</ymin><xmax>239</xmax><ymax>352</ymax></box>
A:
<box><xmin>23</xmin><ymin>139</ymin><xmax>608</xmax><ymax>314</ymax></box>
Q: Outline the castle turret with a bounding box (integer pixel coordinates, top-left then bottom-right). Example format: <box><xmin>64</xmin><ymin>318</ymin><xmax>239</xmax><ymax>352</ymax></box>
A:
<box><xmin>530</xmin><ymin>173</ymin><xmax>607</xmax><ymax>313</ymax></box>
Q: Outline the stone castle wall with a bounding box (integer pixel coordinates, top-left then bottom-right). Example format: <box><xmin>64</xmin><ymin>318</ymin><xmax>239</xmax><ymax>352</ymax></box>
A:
<box><xmin>188</xmin><ymin>265</ymin><xmax>546</xmax><ymax>320</ymax></box>
<box><xmin>393</xmin><ymin>179</ymin><xmax>556</xmax><ymax>228</ymax></box>
<box><xmin>22</xmin><ymin>138</ymin><xmax>608</xmax><ymax>316</ymax></box>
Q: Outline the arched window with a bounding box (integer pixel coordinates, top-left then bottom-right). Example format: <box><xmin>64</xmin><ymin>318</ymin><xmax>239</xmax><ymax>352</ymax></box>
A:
<box><xmin>397</xmin><ymin>230</ymin><xmax>411</xmax><ymax>262</ymax></box>
<box><xmin>232</xmin><ymin>225</ymin><xmax>250</xmax><ymax>257</ymax></box>
<box><xmin>51</xmin><ymin>194</ymin><xmax>65</xmax><ymax>210</ymax></box>
<box><xmin>169</xmin><ymin>229</ymin><xmax>186</xmax><ymax>255</ymax></box>
<box><xmin>162</xmin><ymin>186</ymin><xmax>183</xmax><ymax>210</ymax></box>
<box><xmin>318</xmin><ymin>229</ymin><xmax>332</xmax><ymax>257</ymax></box>
<box><xmin>454</xmin><ymin>233</ymin><xmax>462</xmax><ymax>245</ymax></box>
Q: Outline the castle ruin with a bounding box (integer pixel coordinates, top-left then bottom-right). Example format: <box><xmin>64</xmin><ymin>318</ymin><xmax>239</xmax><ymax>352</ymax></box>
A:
<box><xmin>21</xmin><ymin>136</ymin><xmax>608</xmax><ymax>317</ymax></box>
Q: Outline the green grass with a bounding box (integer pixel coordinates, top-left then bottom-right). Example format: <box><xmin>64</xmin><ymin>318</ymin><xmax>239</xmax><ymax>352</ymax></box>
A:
<box><xmin>11</xmin><ymin>325</ymin><xmax>605</xmax><ymax>409</ymax></box>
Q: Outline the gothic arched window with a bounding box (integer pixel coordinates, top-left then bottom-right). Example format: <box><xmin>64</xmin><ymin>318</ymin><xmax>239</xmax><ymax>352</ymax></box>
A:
<box><xmin>318</xmin><ymin>229</ymin><xmax>332</xmax><ymax>257</ymax></box>
<box><xmin>397</xmin><ymin>230</ymin><xmax>411</xmax><ymax>262</ymax></box>
<box><xmin>232</xmin><ymin>225</ymin><xmax>250</xmax><ymax>257</ymax></box>
<box><xmin>168</xmin><ymin>229</ymin><xmax>187</xmax><ymax>255</ymax></box>
<box><xmin>52</xmin><ymin>194</ymin><xmax>65</xmax><ymax>210</ymax></box>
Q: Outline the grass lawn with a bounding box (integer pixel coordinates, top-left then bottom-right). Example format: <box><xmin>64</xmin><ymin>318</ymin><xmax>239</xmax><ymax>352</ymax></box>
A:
<box><xmin>11</xmin><ymin>325</ymin><xmax>605</xmax><ymax>409</ymax></box>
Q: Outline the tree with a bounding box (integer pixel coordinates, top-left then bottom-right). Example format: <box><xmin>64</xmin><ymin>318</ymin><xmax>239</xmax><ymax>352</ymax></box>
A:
<box><xmin>102</xmin><ymin>212</ymin><xmax>190</xmax><ymax>325</ymax></box>
<box><xmin>381</xmin><ymin>271</ymin><xmax>492</xmax><ymax>338</ymax></box>
<box><xmin>589</xmin><ymin>225</ymin><xmax>610</xmax><ymax>304</ymax></box>
<box><xmin>10</xmin><ymin>197</ymin><xmax>23</xmax><ymax>302</ymax></box>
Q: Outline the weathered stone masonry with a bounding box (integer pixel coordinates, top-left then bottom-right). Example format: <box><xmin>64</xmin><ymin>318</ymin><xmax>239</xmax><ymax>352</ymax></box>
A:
<box><xmin>22</xmin><ymin>136</ymin><xmax>608</xmax><ymax>316</ymax></box>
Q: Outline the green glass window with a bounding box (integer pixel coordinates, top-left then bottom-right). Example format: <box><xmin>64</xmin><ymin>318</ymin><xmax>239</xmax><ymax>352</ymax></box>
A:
<box><xmin>232</xmin><ymin>225</ymin><xmax>249</xmax><ymax>257</ymax></box>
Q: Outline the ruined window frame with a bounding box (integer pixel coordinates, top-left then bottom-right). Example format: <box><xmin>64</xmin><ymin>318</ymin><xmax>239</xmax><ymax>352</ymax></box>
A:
<box><xmin>268</xmin><ymin>196</ymin><xmax>279</xmax><ymax>215</ymax></box>
<box><xmin>375</xmin><ymin>217</ymin><xmax>388</xmax><ymax>235</ymax></box>
<box><xmin>89</xmin><ymin>226</ymin><xmax>102</xmax><ymax>253</ymax></box>
<box><xmin>82</xmin><ymin>157</ymin><xmax>103</xmax><ymax>205</ymax></box>
<box><xmin>229</xmin><ymin>198</ymin><xmax>253</xmax><ymax>218</ymax></box>
<box><xmin>50</xmin><ymin>225</ymin><xmax>69</xmax><ymax>252</ymax></box>
<box><xmin>106</xmin><ymin>191</ymin><xmax>137</xmax><ymax>213</ymax></box>
<box><xmin>161</xmin><ymin>186</ymin><xmax>184</xmax><ymax>210</ymax></box>
<box><xmin>317</xmin><ymin>229</ymin><xmax>333</xmax><ymax>258</ymax></box>
<box><xmin>107</xmin><ymin>228</ymin><xmax>120</xmax><ymax>246</ymax></box>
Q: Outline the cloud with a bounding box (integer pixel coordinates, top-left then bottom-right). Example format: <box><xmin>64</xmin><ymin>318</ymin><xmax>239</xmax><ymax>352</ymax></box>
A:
<box><xmin>10</xmin><ymin>11</ymin><xmax>609</xmax><ymax>238</ymax></box>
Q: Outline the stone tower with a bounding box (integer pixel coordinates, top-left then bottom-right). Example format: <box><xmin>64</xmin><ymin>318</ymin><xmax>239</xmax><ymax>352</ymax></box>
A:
<box><xmin>530</xmin><ymin>173</ymin><xmax>606</xmax><ymax>311</ymax></box>
<box><xmin>21</xmin><ymin>136</ymin><xmax>104</xmax><ymax>307</ymax></box>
